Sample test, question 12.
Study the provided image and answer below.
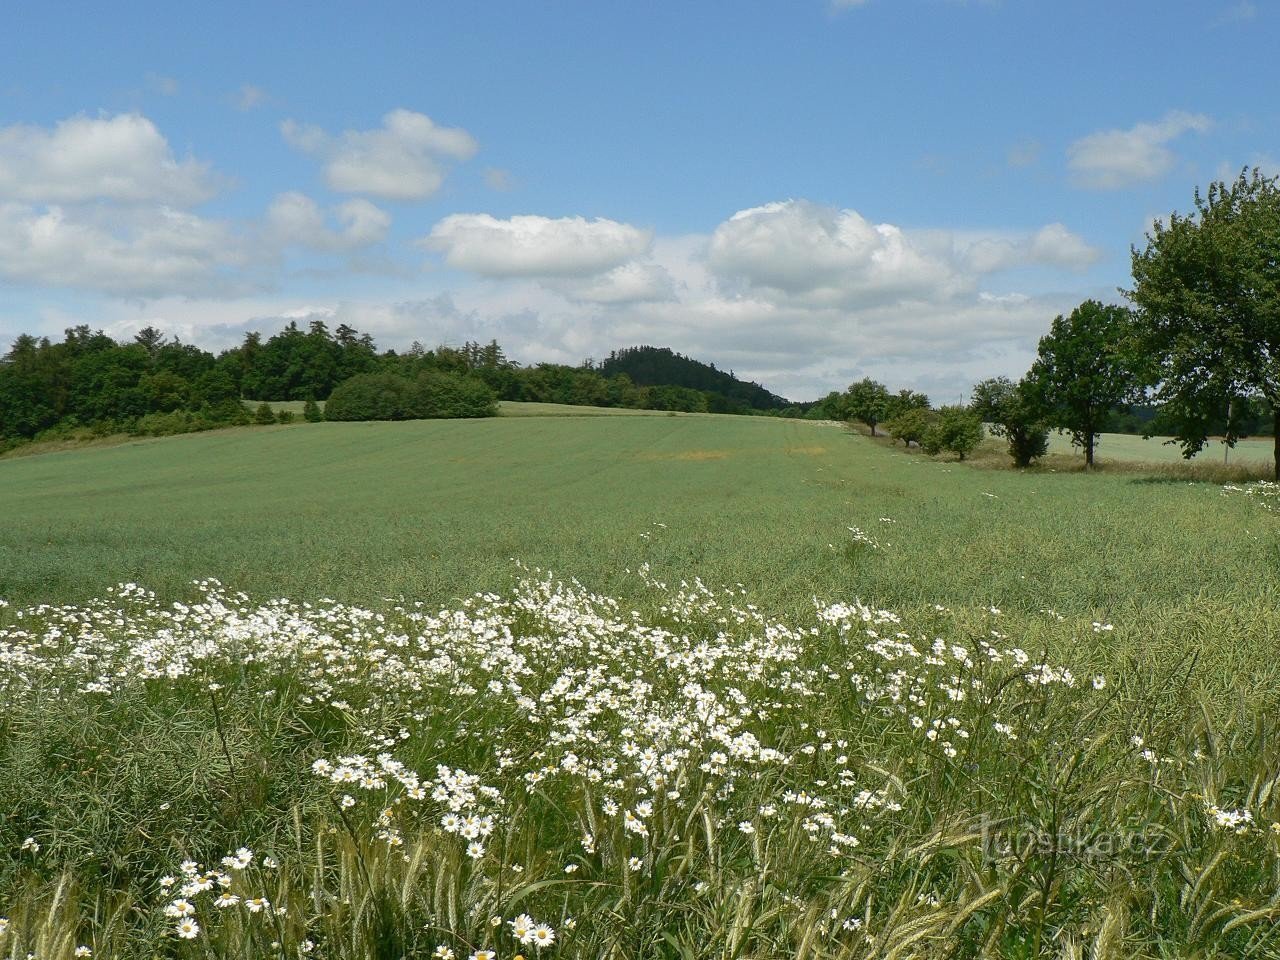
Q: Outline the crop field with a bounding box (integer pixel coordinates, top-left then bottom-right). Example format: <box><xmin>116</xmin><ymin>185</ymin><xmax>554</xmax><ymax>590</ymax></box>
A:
<box><xmin>1045</xmin><ymin>429</ymin><xmax>1277</xmax><ymax>466</ymax></box>
<box><xmin>3</xmin><ymin>411</ymin><xmax>1280</xmax><ymax>958</ymax></box>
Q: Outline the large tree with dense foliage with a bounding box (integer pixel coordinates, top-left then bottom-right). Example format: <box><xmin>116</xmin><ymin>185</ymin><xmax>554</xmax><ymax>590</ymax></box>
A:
<box><xmin>1128</xmin><ymin>168</ymin><xmax>1280</xmax><ymax>479</ymax></box>
<box><xmin>1025</xmin><ymin>300</ymin><xmax>1144</xmax><ymax>469</ymax></box>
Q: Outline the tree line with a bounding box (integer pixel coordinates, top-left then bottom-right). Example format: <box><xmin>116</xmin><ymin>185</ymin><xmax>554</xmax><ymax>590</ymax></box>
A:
<box><xmin>810</xmin><ymin>169</ymin><xmax>1280</xmax><ymax>480</ymax></box>
<box><xmin>0</xmin><ymin>321</ymin><xmax>794</xmax><ymax>452</ymax></box>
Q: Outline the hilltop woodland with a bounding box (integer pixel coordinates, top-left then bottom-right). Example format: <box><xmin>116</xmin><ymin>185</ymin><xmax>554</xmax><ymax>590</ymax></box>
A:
<box><xmin>0</xmin><ymin>330</ymin><xmax>788</xmax><ymax>454</ymax></box>
<box><xmin>2</xmin><ymin>169</ymin><xmax>1279</xmax><ymax>476</ymax></box>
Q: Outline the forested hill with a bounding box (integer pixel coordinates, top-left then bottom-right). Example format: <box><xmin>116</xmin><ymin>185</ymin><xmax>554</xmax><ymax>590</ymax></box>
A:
<box><xmin>598</xmin><ymin>346</ymin><xmax>790</xmax><ymax>411</ymax></box>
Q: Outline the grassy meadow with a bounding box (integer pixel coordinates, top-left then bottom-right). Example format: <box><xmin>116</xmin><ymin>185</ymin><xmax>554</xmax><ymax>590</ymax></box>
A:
<box><xmin>1045</xmin><ymin>429</ymin><xmax>1277</xmax><ymax>466</ymax></box>
<box><xmin>3</xmin><ymin>409</ymin><xmax>1280</xmax><ymax>958</ymax></box>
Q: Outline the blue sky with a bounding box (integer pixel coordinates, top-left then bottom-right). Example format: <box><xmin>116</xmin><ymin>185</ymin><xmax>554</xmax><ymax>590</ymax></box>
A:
<box><xmin>0</xmin><ymin>0</ymin><xmax>1274</xmax><ymax>400</ymax></box>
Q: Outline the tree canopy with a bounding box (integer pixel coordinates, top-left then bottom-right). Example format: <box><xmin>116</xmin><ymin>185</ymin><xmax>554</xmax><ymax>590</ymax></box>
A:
<box><xmin>843</xmin><ymin>378</ymin><xmax>892</xmax><ymax>436</ymax></box>
<box><xmin>1026</xmin><ymin>300</ymin><xmax>1145</xmax><ymax>468</ymax></box>
<box><xmin>1128</xmin><ymin>167</ymin><xmax>1280</xmax><ymax>478</ymax></box>
<box><xmin>971</xmin><ymin>376</ymin><xmax>1049</xmax><ymax>468</ymax></box>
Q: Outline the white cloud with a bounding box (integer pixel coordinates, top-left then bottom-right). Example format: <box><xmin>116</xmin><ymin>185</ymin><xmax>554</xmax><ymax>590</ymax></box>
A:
<box><xmin>1026</xmin><ymin>223</ymin><xmax>1101</xmax><ymax>269</ymax></box>
<box><xmin>550</xmin><ymin>262</ymin><xmax>676</xmax><ymax>305</ymax></box>
<box><xmin>282</xmin><ymin>109</ymin><xmax>478</xmax><ymax>200</ymax></box>
<box><xmin>0</xmin><ymin>113</ymin><xmax>219</xmax><ymax>206</ymax></box>
<box><xmin>422</xmin><ymin>213</ymin><xmax>653</xmax><ymax>278</ymax></box>
<box><xmin>5</xmin><ymin>182</ymin><xmax>1105</xmax><ymax>400</ymax></box>
<box><xmin>0</xmin><ymin>202</ymin><xmax>250</xmax><ymax>298</ymax></box>
<box><xmin>707</xmin><ymin>200</ymin><xmax>967</xmax><ymax>306</ymax></box>
<box><xmin>265</xmin><ymin>192</ymin><xmax>390</xmax><ymax>251</ymax></box>
<box><xmin>958</xmin><ymin>223</ymin><xmax>1100</xmax><ymax>272</ymax></box>
<box><xmin>1067</xmin><ymin>111</ymin><xmax>1211</xmax><ymax>189</ymax></box>
<box><xmin>82</xmin><ymin>253</ymin><xmax>1081</xmax><ymax>403</ymax></box>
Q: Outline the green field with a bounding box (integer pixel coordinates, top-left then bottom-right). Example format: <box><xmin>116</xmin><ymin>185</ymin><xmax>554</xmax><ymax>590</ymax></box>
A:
<box><xmin>1046</xmin><ymin>428</ymin><xmax>1277</xmax><ymax>465</ymax></box>
<box><xmin>4</xmin><ymin>410</ymin><xmax>1280</xmax><ymax>958</ymax></box>
<box><xmin>2</xmin><ymin>412</ymin><xmax>1273</xmax><ymax>625</ymax></box>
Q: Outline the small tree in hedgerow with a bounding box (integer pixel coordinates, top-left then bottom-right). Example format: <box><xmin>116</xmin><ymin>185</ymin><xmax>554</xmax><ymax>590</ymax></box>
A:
<box><xmin>842</xmin><ymin>377</ymin><xmax>891</xmax><ymax>436</ymax></box>
<box><xmin>1128</xmin><ymin>167</ymin><xmax>1280</xmax><ymax>480</ymax></box>
<box><xmin>922</xmin><ymin>405</ymin><xmax>984</xmax><ymax>460</ymax></box>
<box><xmin>1025</xmin><ymin>300</ymin><xmax>1144</xmax><ymax>469</ymax></box>
<box><xmin>970</xmin><ymin>376</ymin><xmax>1049</xmax><ymax>467</ymax></box>
<box><xmin>303</xmin><ymin>397</ymin><xmax>323</xmax><ymax>422</ymax></box>
<box><xmin>886</xmin><ymin>406</ymin><xmax>935</xmax><ymax>447</ymax></box>
<box><xmin>253</xmin><ymin>401</ymin><xmax>277</xmax><ymax>425</ymax></box>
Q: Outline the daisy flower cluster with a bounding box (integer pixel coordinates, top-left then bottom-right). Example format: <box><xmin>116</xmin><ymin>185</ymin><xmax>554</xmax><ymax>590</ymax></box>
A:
<box><xmin>1222</xmin><ymin>480</ymin><xmax>1280</xmax><ymax>513</ymax></box>
<box><xmin>2</xmin><ymin>565</ymin><xmax>1212</xmax><ymax>956</ymax></box>
<box><xmin>158</xmin><ymin>848</ymin><xmax>273</xmax><ymax>940</ymax></box>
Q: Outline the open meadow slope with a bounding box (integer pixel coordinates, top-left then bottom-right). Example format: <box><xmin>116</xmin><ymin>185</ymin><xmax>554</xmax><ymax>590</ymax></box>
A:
<box><xmin>1046</xmin><ymin>429</ymin><xmax>1278</xmax><ymax>465</ymax></box>
<box><xmin>1</xmin><ymin>412</ymin><xmax>1275</xmax><ymax>624</ymax></box>
<box><xmin>5</xmin><ymin>413</ymin><xmax>1280</xmax><ymax>958</ymax></box>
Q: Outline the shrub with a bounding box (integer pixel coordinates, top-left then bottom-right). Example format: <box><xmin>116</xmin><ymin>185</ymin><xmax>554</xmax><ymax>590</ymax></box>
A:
<box><xmin>303</xmin><ymin>397</ymin><xmax>323</xmax><ymax>422</ymax></box>
<box><xmin>323</xmin><ymin>373</ymin><xmax>416</xmax><ymax>421</ymax></box>
<box><xmin>325</xmin><ymin>371</ymin><xmax>497</xmax><ymax>421</ymax></box>
<box><xmin>133</xmin><ymin>411</ymin><xmax>196</xmax><ymax>437</ymax></box>
<box><xmin>922</xmin><ymin>405</ymin><xmax>984</xmax><ymax>460</ymax></box>
<box><xmin>207</xmin><ymin>398</ymin><xmax>251</xmax><ymax>426</ymax></box>
<box><xmin>277</xmin><ymin>410</ymin><xmax>295</xmax><ymax>424</ymax></box>
<box><xmin>253</xmin><ymin>402</ymin><xmax>277</xmax><ymax>425</ymax></box>
<box><xmin>411</xmin><ymin>369</ymin><xmax>498</xmax><ymax>418</ymax></box>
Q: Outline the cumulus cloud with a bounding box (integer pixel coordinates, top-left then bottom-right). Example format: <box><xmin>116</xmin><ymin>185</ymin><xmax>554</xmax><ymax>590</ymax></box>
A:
<box><xmin>708</xmin><ymin>200</ymin><xmax>968</xmax><ymax>306</ymax></box>
<box><xmin>265</xmin><ymin>192</ymin><xmax>390</xmax><ymax>251</ymax></box>
<box><xmin>1067</xmin><ymin>111</ymin><xmax>1211</xmax><ymax>189</ymax></box>
<box><xmin>549</xmin><ymin>261</ymin><xmax>676</xmax><ymax>305</ymax></box>
<box><xmin>86</xmin><ymin>248</ymin><xmax>1081</xmax><ymax>403</ymax></box>
<box><xmin>0</xmin><ymin>202</ymin><xmax>251</xmax><ymax>298</ymax></box>
<box><xmin>958</xmin><ymin>223</ymin><xmax>1101</xmax><ymax>273</ymax></box>
<box><xmin>0</xmin><ymin>113</ymin><xmax>219</xmax><ymax>206</ymax></box>
<box><xmin>282</xmin><ymin>109</ymin><xmax>478</xmax><ymax>200</ymax></box>
<box><xmin>5</xmin><ymin>165</ymin><xmax>1108</xmax><ymax>400</ymax></box>
<box><xmin>423</xmin><ymin>213</ymin><xmax>653</xmax><ymax>278</ymax></box>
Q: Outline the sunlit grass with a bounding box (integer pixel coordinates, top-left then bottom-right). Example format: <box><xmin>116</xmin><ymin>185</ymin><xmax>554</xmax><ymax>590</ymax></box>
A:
<box><xmin>4</xmin><ymin>414</ymin><xmax>1280</xmax><ymax>955</ymax></box>
<box><xmin>3</xmin><ymin>569</ymin><xmax>1280</xmax><ymax>958</ymax></box>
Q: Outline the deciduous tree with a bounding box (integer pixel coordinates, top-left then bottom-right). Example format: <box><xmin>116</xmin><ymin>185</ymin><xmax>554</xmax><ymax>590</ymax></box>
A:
<box><xmin>971</xmin><ymin>376</ymin><xmax>1049</xmax><ymax>467</ymax></box>
<box><xmin>1025</xmin><ymin>300</ymin><xmax>1143</xmax><ymax>468</ymax></box>
<box><xmin>1128</xmin><ymin>167</ymin><xmax>1280</xmax><ymax>479</ymax></box>
<box><xmin>843</xmin><ymin>378</ymin><xmax>891</xmax><ymax>436</ymax></box>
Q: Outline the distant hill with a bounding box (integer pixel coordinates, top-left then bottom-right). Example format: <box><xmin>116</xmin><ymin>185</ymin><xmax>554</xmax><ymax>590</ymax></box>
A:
<box><xmin>597</xmin><ymin>346</ymin><xmax>791</xmax><ymax>413</ymax></box>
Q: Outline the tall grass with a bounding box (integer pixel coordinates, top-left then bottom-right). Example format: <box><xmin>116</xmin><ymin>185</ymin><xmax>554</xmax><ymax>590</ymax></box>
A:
<box><xmin>3</xmin><ymin>566</ymin><xmax>1280</xmax><ymax>957</ymax></box>
<box><xmin>4</xmin><ymin>418</ymin><xmax>1280</xmax><ymax>954</ymax></box>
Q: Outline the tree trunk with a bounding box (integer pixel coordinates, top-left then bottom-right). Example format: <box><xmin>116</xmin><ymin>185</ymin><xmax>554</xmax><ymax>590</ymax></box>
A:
<box><xmin>1274</xmin><ymin>408</ymin><xmax>1279</xmax><ymax>482</ymax></box>
<box><xmin>1085</xmin><ymin>432</ymin><xmax>1095</xmax><ymax>469</ymax></box>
